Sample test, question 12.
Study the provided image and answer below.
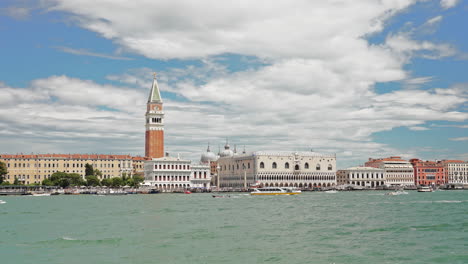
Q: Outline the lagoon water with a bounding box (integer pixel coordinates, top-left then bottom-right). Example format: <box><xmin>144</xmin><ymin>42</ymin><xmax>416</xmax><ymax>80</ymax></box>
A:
<box><xmin>1</xmin><ymin>191</ymin><xmax>467</xmax><ymax>264</ymax></box>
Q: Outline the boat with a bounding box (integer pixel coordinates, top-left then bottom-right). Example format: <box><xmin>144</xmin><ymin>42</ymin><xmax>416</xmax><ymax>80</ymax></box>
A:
<box><xmin>31</xmin><ymin>193</ymin><xmax>51</xmax><ymax>197</ymax></box>
<box><xmin>324</xmin><ymin>190</ymin><xmax>337</xmax><ymax>193</ymax></box>
<box><xmin>97</xmin><ymin>189</ymin><xmax>127</xmax><ymax>195</ymax></box>
<box><xmin>0</xmin><ymin>200</ymin><xmax>6</xmax><ymax>204</ymax></box>
<box><xmin>417</xmin><ymin>186</ymin><xmax>433</xmax><ymax>192</ymax></box>
<box><xmin>385</xmin><ymin>191</ymin><xmax>408</xmax><ymax>196</ymax></box>
<box><xmin>250</xmin><ymin>187</ymin><xmax>301</xmax><ymax>195</ymax></box>
<box><xmin>184</xmin><ymin>190</ymin><xmax>192</xmax><ymax>194</ymax></box>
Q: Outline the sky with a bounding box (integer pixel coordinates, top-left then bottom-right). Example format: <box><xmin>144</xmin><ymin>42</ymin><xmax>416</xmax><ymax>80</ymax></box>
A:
<box><xmin>0</xmin><ymin>0</ymin><xmax>467</xmax><ymax>168</ymax></box>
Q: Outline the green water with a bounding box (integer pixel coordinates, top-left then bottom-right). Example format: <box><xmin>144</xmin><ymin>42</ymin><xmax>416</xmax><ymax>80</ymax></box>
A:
<box><xmin>1</xmin><ymin>191</ymin><xmax>467</xmax><ymax>264</ymax></box>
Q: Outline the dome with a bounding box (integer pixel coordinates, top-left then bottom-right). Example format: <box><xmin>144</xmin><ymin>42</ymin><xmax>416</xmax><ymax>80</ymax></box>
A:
<box><xmin>220</xmin><ymin>149</ymin><xmax>234</xmax><ymax>157</ymax></box>
<box><xmin>201</xmin><ymin>145</ymin><xmax>218</xmax><ymax>163</ymax></box>
<box><xmin>219</xmin><ymin>141</ymin><xmax>234</xmax><ymax>157</ymax></box>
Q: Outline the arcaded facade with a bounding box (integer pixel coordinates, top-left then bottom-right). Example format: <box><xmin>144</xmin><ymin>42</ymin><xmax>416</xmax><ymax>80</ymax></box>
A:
<box><xmin>365</xmin><ymin>157</ymin><xmax>414</xmax><ymax>186</ymax></box>
<box><xmin>338</xmin><ymin>167</ymin><xmax>385</xmax><ymax>188</ymax></box>
<box><xmin>217</xmin><ymin>151</ymin><xmax>337</xmax><ymax>189</ymax></box>
<box><xmin>143</xmin><ymin>156</ymin><xmax>211</xmax><ymax>190</ymax></box>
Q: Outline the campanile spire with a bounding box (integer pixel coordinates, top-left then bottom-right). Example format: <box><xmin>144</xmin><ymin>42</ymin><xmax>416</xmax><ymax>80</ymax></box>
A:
<box><xmin>145</xmin><ymin>73</ymin><xmax>164</xmax><ymax>159</ymax></box>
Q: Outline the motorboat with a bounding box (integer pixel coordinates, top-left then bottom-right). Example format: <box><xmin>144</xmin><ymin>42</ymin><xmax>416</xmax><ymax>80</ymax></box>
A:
<box><xmin>31</xmin><ymin>193</ymin><xmax>51</xmax><ymax>197</ymax></box>
<box><xmin>0</xmin><ymin>200</ymin><xmax>6</xmax><ymax>204</ymax></box>
<box><xmin>324</xmin><ymin>190</ymin><xmax>338</xmax><ymax>193</ymax></box>
<box><xmin>385</xmin><ymin>191</ymin><xmax>408</xmax><ymax>196</ymax></box>
<box><xmin>417</xmin><ymin>186</ymin><xmax>433</xmax><ymax>192</ymax></box>
<box><xmin>250</xmin><ymin>187</ymin><xmax>301</xmax><ymax>195</ymax></box>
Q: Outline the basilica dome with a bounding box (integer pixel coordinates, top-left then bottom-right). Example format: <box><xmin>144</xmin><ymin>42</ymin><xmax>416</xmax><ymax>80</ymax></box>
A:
<box><xmin>219</xmin><ymin>143</ymin><xmax>234</xmax><ymax>158</ymax></box>
<box><xmin>201</xmin><ymin>145</ymin><xmax>218</xmax><ymax>163</ymax></box>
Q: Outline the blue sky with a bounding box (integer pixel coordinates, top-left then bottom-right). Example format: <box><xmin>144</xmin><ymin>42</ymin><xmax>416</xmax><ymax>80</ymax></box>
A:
<box><xmin>0</xmin><ymin>0</ymin><xmax>467</xmax><ymax>168</ymax></box>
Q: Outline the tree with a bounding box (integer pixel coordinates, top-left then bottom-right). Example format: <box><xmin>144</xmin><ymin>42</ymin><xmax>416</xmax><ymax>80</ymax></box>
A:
<box><xmin>131</xmin><ymin>175</ymin><xmax>145</xmax><ymax>187</ymax></box>
<box><xmin>50</xmin><ymin>171</ymin><xmax>85</xmax><ymax>188</ymax></box>
<box><xmin>85</xmin><ymin>175</ymin><xmax>101</xmax><ymax>187</ymax></box>
<box><xmin>14</xmin><ymin>177</ymin><xmax>20</xmax><ymax>185</ymax></box>
<box><xmin>93</xmin><ymin>169</ymin><xmax>103</xmax><ymax>177</ymax></box>
<box><xmin>110</xmin><ymin>177</ymin><xmax>124</xmax><ymax>187</ymax></box>
<box><xmin>0</xmin><ymin>161</ymin><xmax>7</xmax><ymax>184</ymax></box>
<box><xmin>101</xmin><ymin>178</ymin><xmax>112</xmax><ymax>187</ymax></box>
<box><xmin>85</xmin><ymin>163</ymin><xmax>94</xmax><ymax>177</ymax></box>
<box><xmin>42</xmin><ymin>178</ymin><xmax>54</xmax><ymax>186</ymax></box>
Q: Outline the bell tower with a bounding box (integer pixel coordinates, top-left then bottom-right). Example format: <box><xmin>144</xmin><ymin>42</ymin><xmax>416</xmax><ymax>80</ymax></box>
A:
<box><xmin>145</xmin><ymin>73</ymin><xmax>164</xmax><ymax>159</ymax></box>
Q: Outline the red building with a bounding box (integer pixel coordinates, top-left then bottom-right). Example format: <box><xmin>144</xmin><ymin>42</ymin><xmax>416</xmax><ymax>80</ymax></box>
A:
<box><xmin>145</xmin><ymin>74</ymin><xmax>165</xmax><ymax>159</ymax></box>
<box><xmin>410</xmin><ymin>159</ymin><xmax>445</xmax><ymax>186</ymax></box>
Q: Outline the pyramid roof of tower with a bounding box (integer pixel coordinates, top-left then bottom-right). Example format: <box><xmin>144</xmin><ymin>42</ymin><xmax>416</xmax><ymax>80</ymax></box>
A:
<box><xmin>148</xmin><ymin>77</ymin><xmax>162</xmax><ymax>103</ymax></box>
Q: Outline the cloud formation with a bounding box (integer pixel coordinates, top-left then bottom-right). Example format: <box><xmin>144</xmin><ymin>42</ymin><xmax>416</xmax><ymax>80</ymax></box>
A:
<box><xmin>54</xmin><ymin>46</ymin><xmax>133</xmax><ymax>60</ymax></box>
<box><xmin>0</xmin><ymin>0</ymin><xmax>465</xmax><ymax>167</ymax></box>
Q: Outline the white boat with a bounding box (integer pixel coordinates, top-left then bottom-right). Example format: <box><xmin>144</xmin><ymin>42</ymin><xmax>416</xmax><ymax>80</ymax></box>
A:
<box><xmin>385</xmin><ymin>191</ymin><xmax>408</xmax><ymax>196</ymax></box>
<box><xmin>417</xmin><ymin>186</ymin><xmax>433</xmax><ymax>192</ymax></box>
<box><xmin>324</xmin><ymin>190</ymin><xmax>338</xmax><ymax>193</ymax></box>
<box><xmin>251</xmin><ymin>187</ymin><xmax>301</xmax><ymax>195</ymax></box>
<box><xmin>0</xmin><ymin>200</ymin><xmax>6</xmax><ymax>204</ymax></box>
<box><xmin>31</xmin><ymin>193</ymin><xmax>51</xmax><ymax>197</ymax></box>
<box><xmin>97</xmin><ymin>189</ymin><xmax>127</xmax><ymax>195</ymax></box>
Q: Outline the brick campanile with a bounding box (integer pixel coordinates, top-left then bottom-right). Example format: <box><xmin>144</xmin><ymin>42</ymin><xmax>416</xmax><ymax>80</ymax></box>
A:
<box><xmin>145</xmin><ymin>73</ymin><xmax>164</xmax><ymax>159</ymax></box>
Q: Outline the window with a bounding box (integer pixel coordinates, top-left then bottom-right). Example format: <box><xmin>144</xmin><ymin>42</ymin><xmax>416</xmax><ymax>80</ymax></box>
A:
<box><xmin>295</xmin><ymin>165</ymin><xmax>299</xmax><ymax>170</ymax></box>
<box><xmin>305</xmin><ymin>163</ymin><xmax>309</xmax><ymax>169</ymax></box>
<box><xmin>316</xmin><ymin>164</ymin><xmax>321</xmax><ymax>170</ymax></box>
<box><xmin>328</xmin><ymin>164</ymin><xmax>333</xmax><ymax>171</ymax></box>
<box><xmin>260</xmin><ymin>162</ymin><xmax>265</xmax><ymax>169</ymax></box>
<box><xmin>272</xmin><ymin>162</ymin><xmax>277</xmax><ymax>169</ymax></box>
<box><xmin>285</xmin><ymin>162</ymin><xmax>289</xmax><ymax>169</ymax></box>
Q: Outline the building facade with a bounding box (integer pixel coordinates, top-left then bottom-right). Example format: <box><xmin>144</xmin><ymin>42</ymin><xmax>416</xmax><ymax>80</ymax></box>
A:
<box><xmin>365</xmin><ymin>157</ymin><xmax>414</xmax><ymax>186</ymax></box>
<box><xmin>410</xmin><ymin>159</ymin><xmax>445</xmax><ymax>186</ymax></box>
<box><xmin>443</xmin><ymin>160</ymin><xmax>468</xmax><ymax>186</ymax></box>
<box><xmin>143</xmin><ymin>156</ymin><xmax>211</xmax><ymax>190</ymax></box>
<box><xmin>217</xmin><ymin>148</ymin><xmax>337</xmax><ymax>189</ymax></box>
<box><xmin>145</xmin><ymin>74</ymin><xmax>165</xmax><ymax>159</ymax></box>
<box><xmin>0</xmin><ymin>154</ymin><xmax>144</xmax><ymax>184</ymax></box>
<box><xmin>337</xmin><ymin>167</ymin><xmax>385</xmax><ymax>188</ymax></box>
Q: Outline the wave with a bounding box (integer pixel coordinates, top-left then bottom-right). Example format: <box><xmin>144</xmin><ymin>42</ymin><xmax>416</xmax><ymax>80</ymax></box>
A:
<box><xmin>31</xmin><ymin>236</ymin><xmax>122</xmax><ymax>246</ymax></box>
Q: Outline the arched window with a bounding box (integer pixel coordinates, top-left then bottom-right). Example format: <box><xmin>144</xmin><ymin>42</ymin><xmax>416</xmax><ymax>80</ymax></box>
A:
<box><xmin>285</xmin><ymin>162</ymin><xmax>289</xmax><ymax>169</ymax></box>
<box><xmin>295</xmin><ymin>164</ymin><xmax>299</xmax><ymax>170</ymax></box>
<box><xmin>272</xmin><ymin>162</ymin><xmax>277</xmax><ymax>169</ymax></box>
<box><xmin>316</xmin><ymin>164</ymin><xmax>321</xmax><ymax>170</ymax></box>
<box><xmin>260</xmin><ymin>162</ymin><xmax>265</xmax><ymax>169</ymax></box>
<box><xmin>305</xmin><ymin>163</ymin><xmax>309</xmax><ymax>169</ymax></box>
<box><xmin>328</xmin><ymin>164</ymin><xmax>333</xmax><ymax>171</ymax></box>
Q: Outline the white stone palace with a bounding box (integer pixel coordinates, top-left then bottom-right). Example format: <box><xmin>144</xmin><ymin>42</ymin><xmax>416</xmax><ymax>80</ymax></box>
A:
<box><xmin>336</xmin><ymin>167</ymin><xmax>385</xmax><ymax>188</ymax></box>
<box><xmin>143</xmin><ymin>155</ymin><xmax>211</xmax><ymax>191</ymax></box>
<box><xmin>214</xmin><ymin>143</ymin><xmax>337</xmax><ymax>189</ymax></box>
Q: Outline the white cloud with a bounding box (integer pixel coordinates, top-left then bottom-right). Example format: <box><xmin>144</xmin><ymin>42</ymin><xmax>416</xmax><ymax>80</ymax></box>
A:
<box><xmin>440</xmin><ymin>0</ymin><xmax>460</xmax><ymax>9</ymax></box>
<box><xmin>54</xmin><ymin>46</ymin><xmax>134</xmax><ymax>60</ymax></box>
<box><xmin>449</xmin><ymin>137</ymin><xmax>468</xmax><ymax>141</ymax></box>
<box><xmin>426</xmin><ymin>15</ymin><xmax>443</xmax><ymax>25</ymax></box>
<box><xmin>42</xmin><ymin>0</ymin><xmax>419</xmax><ymax>60</ymax></box>
<box><xmin>408</xmin><ymin>126</ymin><xmax>430</xmax><ymax>131</ymax></box>
<box><xmin>1</xmin><ymin>6</ymin><xmax>31</xmax><ymax>20</ymax></box>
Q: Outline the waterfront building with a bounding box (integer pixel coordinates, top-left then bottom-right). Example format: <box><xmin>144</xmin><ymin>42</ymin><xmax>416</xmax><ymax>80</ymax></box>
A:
<box><xmin>409</xmin><ymin>159</ymin><xmax>445</xmax><ymax>186</ymax></box>
<box><xmin>365</xmin><ymin>156</ymin><xmax>414</xmax><ymax>186</ymax></box>
<box><xmin>145</xmin><ymin>73</ymin><xmax>165</xmax><ymax>159</ymax></box>
<box><xmin>190</xmin><ymin>164</ymin><xmax>212</xmax><ymax>189</ymax></box>
<box><xmin>0</xmin><ymin>154</ymin><xmax>145</xmax><ymax>184</ymax></box>
<box><xmin>443</xmin><ymin>160</ymin><xmax>468</xmax><ymax>187</ymax></box>
<box><xmin>143</xmin><ymin>155</ymin><xmax>211</xmax><ymax>190</ymax></box>
<box><xmin>217</xmin><ymin>146</ymin><xmax>337</xmax><ymax>189</ymax></box>
<box><xmin>337</xmin><ymin>167</ymin><xmax>385</xmax><ymax>188</ymax></box>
